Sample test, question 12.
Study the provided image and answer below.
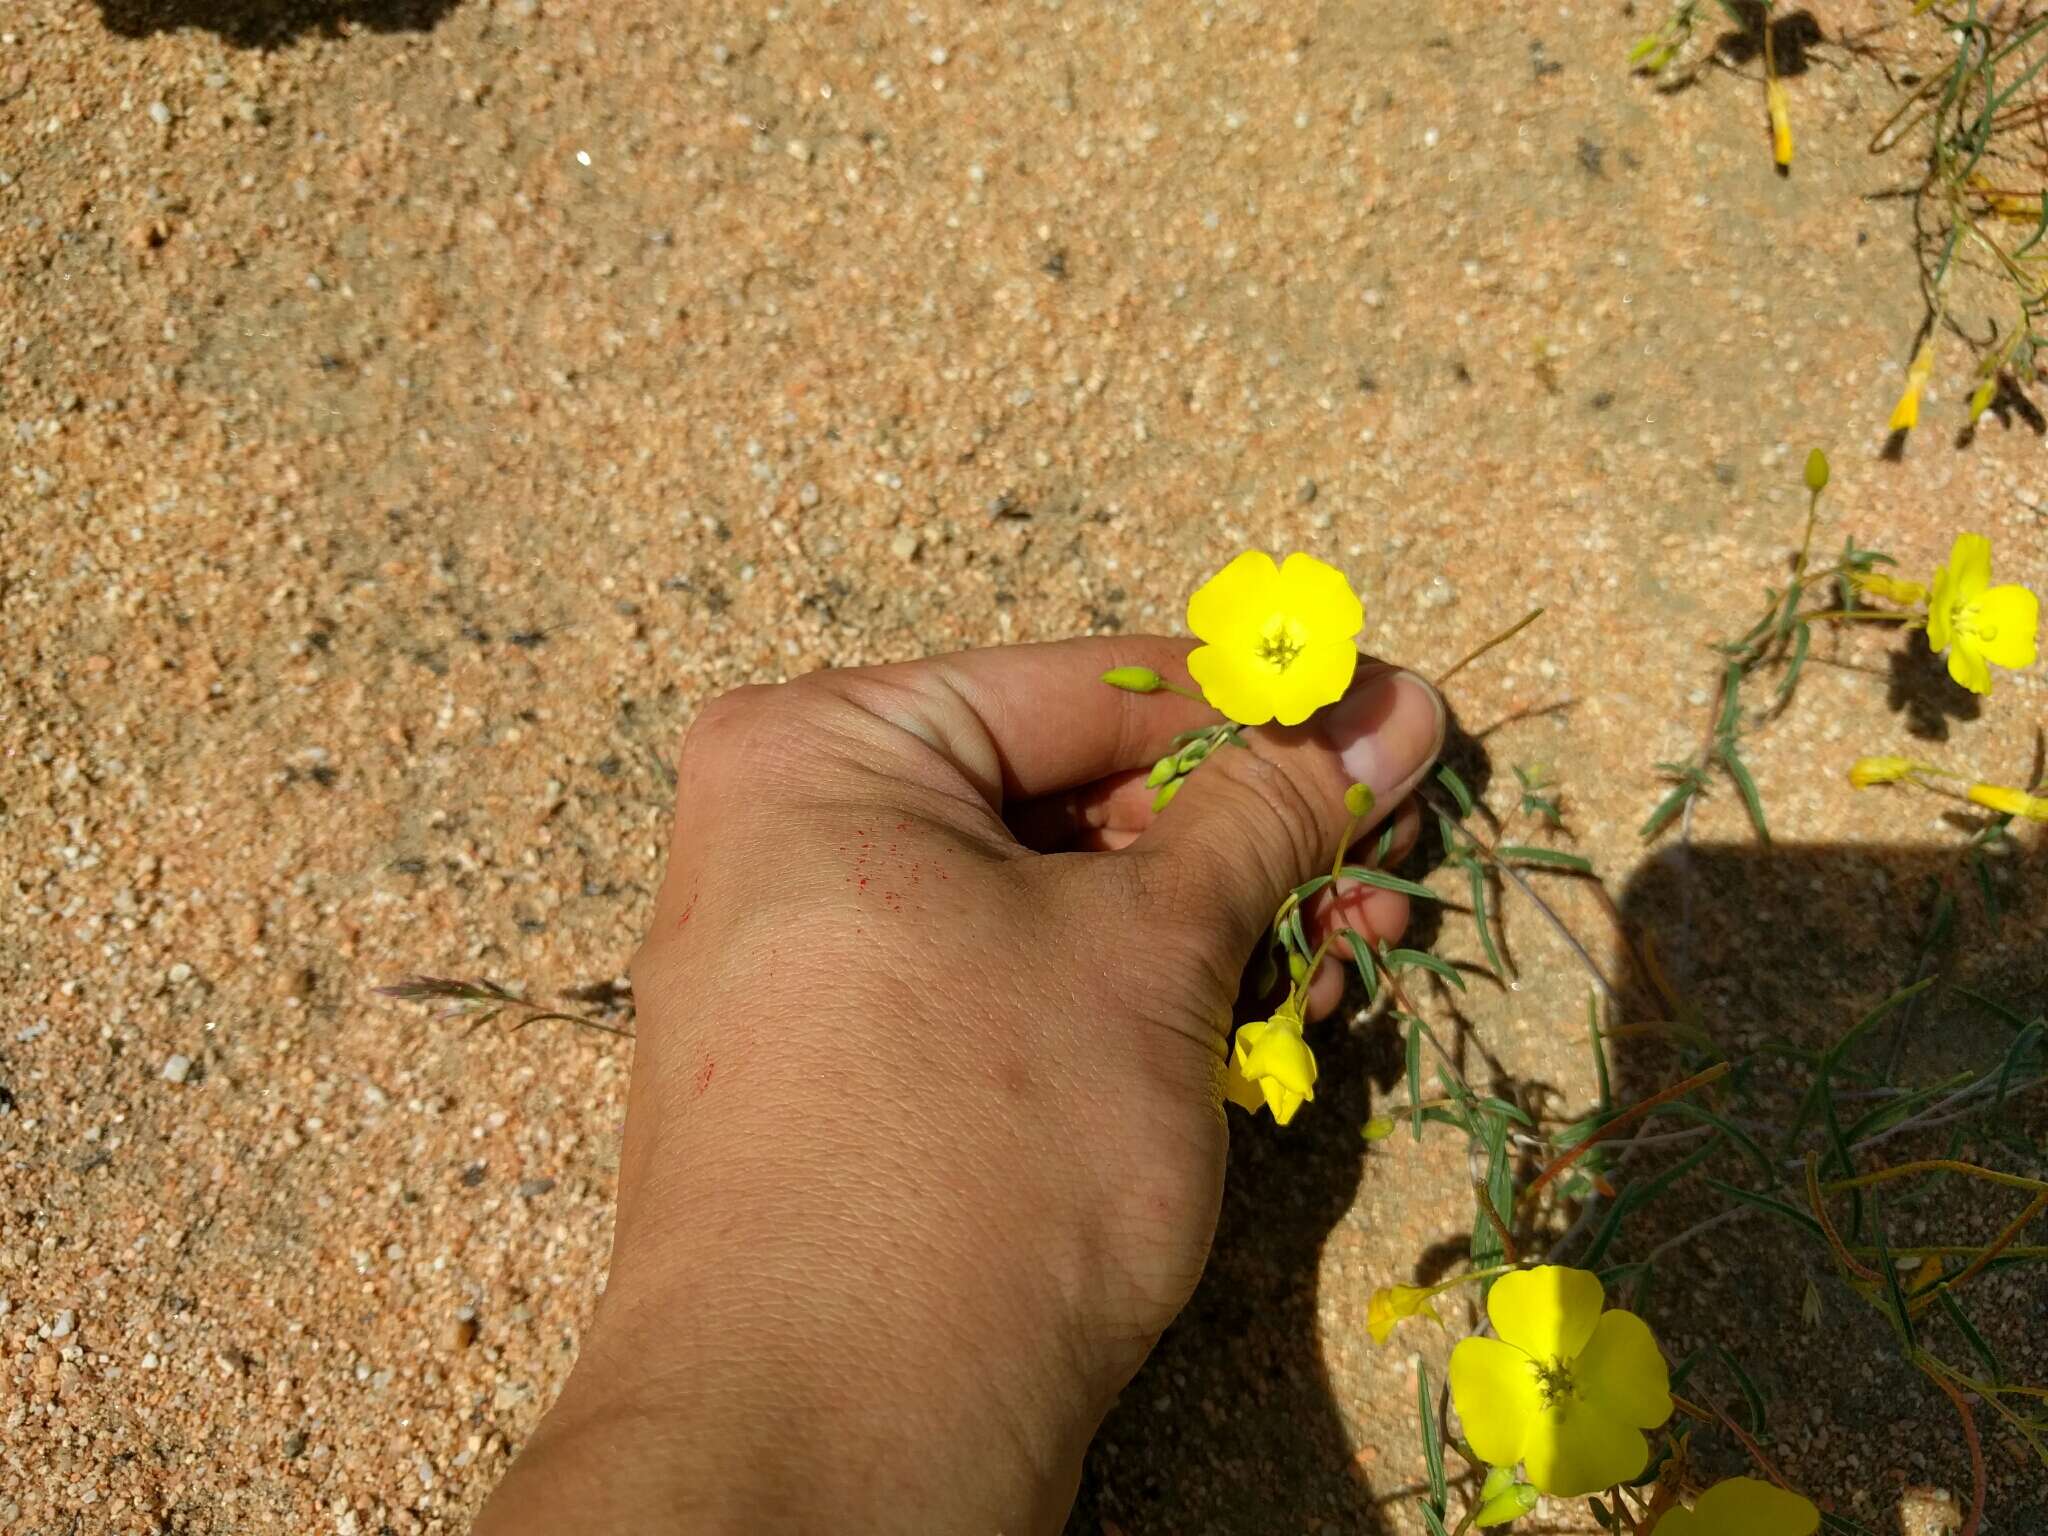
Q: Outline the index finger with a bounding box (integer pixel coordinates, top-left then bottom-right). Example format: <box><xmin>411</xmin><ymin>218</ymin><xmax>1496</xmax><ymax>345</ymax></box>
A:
<box><xmin>832</xmin><ymin>634</ymin><xmax>1218</xmax><ymax>805</ymax></box>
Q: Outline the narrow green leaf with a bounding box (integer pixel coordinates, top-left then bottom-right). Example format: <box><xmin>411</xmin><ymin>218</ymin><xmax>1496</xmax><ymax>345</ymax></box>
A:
<box><xmin>1418</xmin><ymin>1362</ymin><xmax>1447</xmax><ymax>1511</ymax></box>
<box><xmin>1871</xmin><ymin>1195</ymin><xmax>1918</xmax><ymax>1352</ymax></box>
<box><xmin>1773</xmin><ymin>619</ymin><xmax>1811</xmax><ymax>708</ymax></box>
<box><xmin>1436</xmin><ymin>763</ymin><xmax>1474</xmax><ymax>816</ymax></box>
<box><xmin>1589</xmin><ymin>991</ymin><xmax>1613</xmax><ymax>1112</ymax></box>
<box><xmin>1290</xmin><ymin>874</ymin><xmax>1334</xmax><ymax>902</ymax></box>
<box><xmin>1461</xmin><ymin>857</ymin><xmax>1505</xmax><ymax>977</ymax></box>
<box><xmin>1497</xmin><ymin>844</ymin><xmax>1594</xmax><ymax>874</ymax></box>
<box><xmin>1715</xmin><ymin>661</ymin><xmax>1744</xmax><ymax>738</ymax></box>
<box><xmin>1342</xmin><ymin>929</ymin><xmax>1378</xmax><ymax>1004</ymax></box>
<box><xmin>1338</xmin><ymin>866</ymin><xmax>1440</xmax><ymax>900</ymax></box>
<box><xmin>1385</xmin><ymin>948</ymin><xmax>1467</xmax><ymax>991</ymax></box>
<box><xmin>1662</xmin><ymin>1101</ymin><xmax>1773</xmax><ymax>1181</ymax></box>
<box><xmin>1581</xmin><ymin>1138</ymin><xmax>1722</xmax><ymax>1266</ymax></box>
<box><xmin>1700</xmin><ymin>1179</ymin><xmax>1824</xmax><ymax>1238</ymax></box>
<box><xmin>1718</xmin><ymin>742</ymin><xmax>1771</xmax><ymax>845</ymax></box>
<box><xmin>1373</xmin><ymin>819</ymin><xmax>1397</xmax><ymax>865</ymax></box>
<box><xmin>1639</xmin><ymin>778</ymin><xmax>1699</xmax><ymax>841</ymax></box>
<box><xmin>1994</xmin><ymin>1021</ymin><xmax>2045</xmax><ymax>1114</ymax></box>
<box><xmin>1406</xmin><ymin>1017</ymin><xmax>1425</xmax><ymax>1140</ymax></box>
<box><xmin>1936</xmin><ymin>1291</ymin><xmax>2003</xmax><ymax>1385</ymax></box>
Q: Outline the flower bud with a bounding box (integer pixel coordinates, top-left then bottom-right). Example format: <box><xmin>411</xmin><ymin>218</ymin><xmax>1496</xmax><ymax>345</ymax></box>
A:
<box><xmin>1146</xmin><ymin>755</ymin><xmax>1179</xmax><ymax>788</ymax></box>
<box><xmin>1288</xmin><ymin>951</ymin><xmax>1310</xmax><ymax>985</ymax></box>
<box><xmin>1344</xmin><ymin>782</ymin><xmax>1375</xmax><ymax>819</ymax></box>
<box><xmin>1847</xmin><ymin>755</ymin><xmax>1921</xmax><ymax>788</ymax></box>
<box><xmin>1361</xmin><ymin>1115</ymin><xmax>1396</xmax><ymax>1142</ymax></box>
<box><xmin>1176</xmin><ymin>738</ymin><xmax>1216</xmax><ymax>774</ymax></box>
<box><xmin>1100</xmin><ymin>665</ymin><xmax>1164</xmax><ymax>693</ymax></box>
<box><xmin>1803</xmin><ymin>447</ymin><xmax>1829</xmax><ymax>494</ymax></box>
<box><xmin>1151</xmin><ymin>777</ymin><xmax>1183</xmax><ymax>813</ymax></box>
<box><xmin>1969</xmin><ymin>375</ymin><xmax>1997</xmax><ymax>424</ymax></box>
<box><xmin>1474</xmin><ymin>1467</ymin><xmax>1539</xmax><ymax>1528</ymax></box>
<box><xmin>1968</xmin><ymin>782</ymin><xmax>2048</xmax><ymax>821</ymax></box>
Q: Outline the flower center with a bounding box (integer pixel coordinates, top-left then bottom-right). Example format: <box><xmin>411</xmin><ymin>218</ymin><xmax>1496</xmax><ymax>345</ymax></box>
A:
<box><xmin>1532</xmin><ymin>1357</ymin><xmax>1576</xmax><ymax>1408</ymax></box>
<box><xmin>1256</xmin><ymin>617</ymin><xmax>1307</xmax><ymax>672</ymax></box>
<box><xmin>1960</xmin><ymin>603</ymin><xmax>1998</xmax><ymax>643</ymax></box>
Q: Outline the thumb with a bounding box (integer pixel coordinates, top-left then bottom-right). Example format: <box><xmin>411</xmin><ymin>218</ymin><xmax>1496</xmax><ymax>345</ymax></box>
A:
<box><xmin>1138</xmin><ymin>664</ymin><xmax>1447</xmax><ymax>957</ymax></box>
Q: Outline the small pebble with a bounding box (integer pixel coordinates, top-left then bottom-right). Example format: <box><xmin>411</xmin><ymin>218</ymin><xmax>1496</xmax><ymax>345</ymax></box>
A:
<box><xmin>50</xmin><ymin>1310</ymin><xmax>75</xmax><ymax>1339</ymax></box>
<box><xmin>890</xmin><ymin>530</ymin><xmax>921</xmax><ymax>561</ymax></box>
<box><xmin>147</xmin><ymin>101</ymin><xmax>171</xmax><ymax>126</ymax></box>
<box><xmin>161</xmin><ymin>1054</ymin><xmax>192</xmax><ymax>1084</ymax></box>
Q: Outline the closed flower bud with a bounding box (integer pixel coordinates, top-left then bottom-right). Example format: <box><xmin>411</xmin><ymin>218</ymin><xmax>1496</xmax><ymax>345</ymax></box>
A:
<box><xmin>1968</xmin><ymin>782</ymin><xmax>2048</xmax><ymax>820</ymax></box>
<box><xmin>1474</xmin><ymin>1466</ymin><xmax>1539</xmax><ymax>1528</ymax></box>
<box><xmin>1146</xmin><ymin>755</ymin><xmax>1179</xmax><ymax>788</ymax></box>
<box><xmin>1847</xmin><ymin>755</ymin><xmax>1921</xmax><ymax>788</ymax></box>
<box><xmin>1151</xmin><ymin>777</ymin><xmax>1183</xmax><ymax>813</ymax></box>
<box><xmin>1803</xmin><ymin>447</ymin><xmax>1829</xmax><ymax>494</ymax></box>
<box><xmin>1344</xmin><ymin>782</ymin><xmax>1375</xmax><ymax>819</ymax></box>
<box><xmin>1100</xmin><ymin>665</ymin><xmax>1164</xmax><ymax>693</ymax></box>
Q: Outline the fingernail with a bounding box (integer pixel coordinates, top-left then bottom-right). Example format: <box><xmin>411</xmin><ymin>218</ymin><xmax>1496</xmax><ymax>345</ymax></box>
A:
<box><xmin>1319</xmin><ymin>667</ymin><xmax>1447</xmax><ymax>801</ymax></box>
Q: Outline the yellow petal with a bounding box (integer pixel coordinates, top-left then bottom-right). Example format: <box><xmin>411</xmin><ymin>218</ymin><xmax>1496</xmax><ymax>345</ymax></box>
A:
<box><xmin>1448</xmin><ymin>1337</ymin><xmax>1540</xmax><ymax>1468</ymax></box>
<box><xmin>1946</xmin><ymin>533</ymin><xmax>1992</xmax><ymax>604</ymax></box>
<box><xmin>1274</xmin><ymin>552</ymin><xmax>1366</xmax><ymax>644</ymax></box>
<box><xmin>1573</xmin><ymin>1310</ymin><xmax>1672</xmax><ymax>1429</ymax></box>
<box><xmin>1887</xmin><ymin>376</ymin><xmax>1923</xmax><ymax>432</ymax></box>
<box><xmin>1268</xmin><ymin>638</ymin><xmax>1359</xmax><ymax>726</ymax></box>
<box><xmin>1222</xmin><ymin>1052</ymin><xmax>1266</xmax><ymax>1114</ymax></box>
<box><xmin>1767</xmin><ymin>79</ymin><xmax>1792</xmax><ymax>167</ymax></box>
<box><xmin>1927</xmin><ymin>558</ymin><xmax>1956</xmax><ymax>653</ymax></box>
<box><xmin>1186</xmin><ymin>550</ymin><xmax>1280</xmax><ymax>649</ymax></box>
<box><xmin>1946</xmin><ymin>642</ymin><xmax>1993</xmax><ymax>696</ymax></box>
<box><xmin>1966</xmin><ymin>583</ymin><xmax>2040</xmax><ymax>670</ymax></box>
<box><xmin>1518</xmin><ymin>1394</ymin><xmax>1649</xmax><ymax>1497</ymax></box>
<box><xmin>1187</xmin><ymin>642</ymin><xmax>1279</xmax><ymax>726</ymax></box>
<box><xmin>1687</xmin><ymin>1477</ymin><xmax>1820</xmax><ymax>1536</ymax></box>
<box><xmin>1485</xmin><ymin>1265</ymin><xmax>1605</xmax><ymax>1360</ymax></box>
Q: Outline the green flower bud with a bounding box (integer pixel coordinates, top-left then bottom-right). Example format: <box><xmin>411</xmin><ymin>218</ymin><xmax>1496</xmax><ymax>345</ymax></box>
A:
<box><xmin>1361</xmin><ymin>1115</ymin><xmax>1396</xmax><ymax>1142</ymax></box>
<box><xmin>1803</xmin><ymin>447</ymin><xmax>1829</xmax><ymax>494</ymax></box>
<box><xmin>1470</xmin><ymin>1467</ymin><xmax>1538</xmax><ymax>1528</ymax></box>
<box><xmin>1344</xmin><ymin>782</ymin><xmax>1375</xmax><ymax>819</ymax></box>
<box><xmin>1969</xmin><ymin>376</ymin><xmax>1997</xmax><ymax>424</ymax></box>
<box><xmin>1101</xmin><ymin>666</ymin><xmax>1164</xmax><ymax>693</ymax></box>
<box><xmin>1146</xmin><ymin>755</ymin><xmax>1179</xmax><ymax>788</ymax></box>
<box><xmin>1288</xmin><ymin>951</ymin><xmax>1310</xmax><ymax>984</ymax></box>
<box><xmin>1151</xmin><ymin>777</ymin><xmax>1182</xmax><ymax>813</ymax></box>
<box><xmin>1176</xmin><ymin>737</ymin><xmax>1216</xmax><ymax>774</ymax></box>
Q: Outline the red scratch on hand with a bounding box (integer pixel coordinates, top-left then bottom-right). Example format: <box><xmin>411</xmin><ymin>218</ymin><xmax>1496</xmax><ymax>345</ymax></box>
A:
<box><xmin>675</xmin><ymin>892</ymin><xmax>698</xmax><ymax>929</ymax></box>
<box><xmin>693</xmin><ymin>1058</ymin><xmax>716</xmax><ymax>1097</ymax></box>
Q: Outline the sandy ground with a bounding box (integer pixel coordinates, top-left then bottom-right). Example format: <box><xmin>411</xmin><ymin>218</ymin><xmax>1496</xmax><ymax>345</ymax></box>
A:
<box><xmin>3</xmin><ymin>1</ymin><xmax>2045</xmax><ymax>1532</ymax></box>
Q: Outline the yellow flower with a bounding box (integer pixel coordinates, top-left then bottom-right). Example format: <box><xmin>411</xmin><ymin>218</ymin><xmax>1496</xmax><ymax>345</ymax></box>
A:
<box><xmin>1848</xmin><ymin>570</ymin><xmax>1929</xmax><ymax>607</ymax></box>
<box><xmin>1926</xmin><ymin>534</ymin><xmax>2040</xmax><ymax>695</ymax></box>
<box><xmin>1186</xmin><ymin>551</ymin><xmax>1365</xmax><ymax>727</ymax></box>
<box><xmin>1846</xmin><ymin>755</ymin><xmax>1924</xmax><ymax>788</ymax></box>
<box><xmin>1649</xmin><ymin>1477</ymin><xmax>1818</xmax><ymax>1536</ymax></box>
<box><xmin>1367</xmin><ymin>1283</ymin><xmax>1444</xmax><ymax>1344</ymax></box>
<box><xmin>1968</xmin><ymin>782</ymin><xmax>2048</xmax><ymax>821</ymax></box>
<box><xmin>1889</xmin><ymin>343</ymin><xmax>1934</xmax><ymax>432</ymax></box>
<box><xmin>1448</xmin><ymin>1266</ymin><xmax>1672</xmax><ymax>1497</ymax></box>
<box><xmin>1224</xmin><ymin>1011</ymin><xmax>1317</xmax><ymax>1125</ymax></box>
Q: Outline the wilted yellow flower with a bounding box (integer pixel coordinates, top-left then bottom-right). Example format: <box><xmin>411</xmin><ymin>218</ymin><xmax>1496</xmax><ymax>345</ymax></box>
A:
<box><xmin>1367</xmin><ymin>1283</ymin><xmax>1444</xmax><ymax>1344</ymax></box>
<box><xmin>1448</xmin><ymin>1266</ymin><xmax>1672</xmax><ymax>1497</ymax></box>
<box><xmin>1847</xmin><ymin>756</ymin><xmax>1924</xmax><ymax>788</ymax></box>
<box><xmin>1849</xmin><ymin>570</ymin><xmax>1929</xmax><ymax>607</ymax></box>
<box><xmin>1767</xmin><ymin>79</ymin><xmax>1793</xmax><ymax>167</ymax></box>
<box><xmin>1926</xmin><ymin>533</ymin><xmax>2040</xmax><ymax>694</ymax></box>
<box><xmin>1650</xmin><ymin>1477</ymin><xmax>1818</xmax><ymax>1536</ymax></box>
<box><xmin>1224</xmin><ymin>1009</ymin><xmax>1317</xmax><ymax>1125</ymax></box>
<box><xmin>1186</xmin><ymin>551</ymin><xmax>1365</xmax><ymax>727</ymax></box>
<box><xmin>1889</xmin><ymin>343</ymin><xmax>1935</xmax><ymax>432</ymax></box>
<box><xmin>1968</xmin><ymin>782</ymin><xmax>2048</xmax><ymax>820</ymax></box>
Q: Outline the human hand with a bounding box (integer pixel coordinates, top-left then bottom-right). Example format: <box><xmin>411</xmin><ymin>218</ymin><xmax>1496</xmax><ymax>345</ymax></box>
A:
<box><xmin>472</xmin><ymin>636</ymin><xmax>1444</xmax><ymax>1535</ymax></box>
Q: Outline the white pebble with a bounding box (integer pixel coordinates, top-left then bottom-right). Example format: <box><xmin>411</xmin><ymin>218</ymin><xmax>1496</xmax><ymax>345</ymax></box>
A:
<box><xmin>51</xmin><ymin>1309</ymin><xmax>75</xmax><ymax>1339</ymax></box>
<box><xmin>161</xmin><ymin>1054</ymin><xmax>192</xmax><ymax>1084</ymax></box>
<box><xmin>147</xmin><ymin>102</ymin><xmax>171</xmax><ymax>127</ymax></box>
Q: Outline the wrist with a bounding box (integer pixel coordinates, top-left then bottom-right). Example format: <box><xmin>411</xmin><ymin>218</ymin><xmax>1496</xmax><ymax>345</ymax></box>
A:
<box><xmin>479</xmin><ymin>1286</ymin><xmax>1089</xmax><ymax>1536</ymax></box>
